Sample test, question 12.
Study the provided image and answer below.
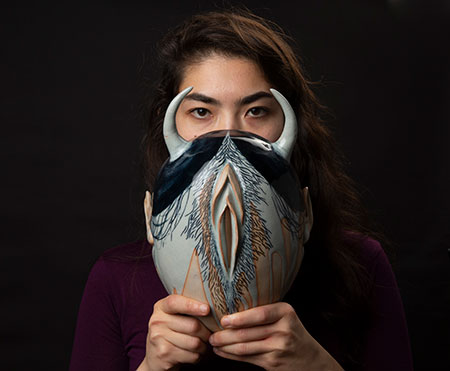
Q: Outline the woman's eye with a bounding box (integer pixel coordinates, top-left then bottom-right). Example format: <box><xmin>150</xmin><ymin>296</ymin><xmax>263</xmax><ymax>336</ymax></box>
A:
<box><xmin>190</xmin><ymin>108</ymin><xmax>211</xmax><ymax>119</ymax></box>
<box><xmin>247</xmin><ymin>107</ymin><xmax>268</xmax><ymax>117</ymax></box>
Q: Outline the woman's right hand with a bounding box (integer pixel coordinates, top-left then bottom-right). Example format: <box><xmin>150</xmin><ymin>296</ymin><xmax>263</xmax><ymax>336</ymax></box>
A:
<box><xmin>137</xmin><ymin>294</ymin><xmax>212</xmax><ymax>371</ymax></box>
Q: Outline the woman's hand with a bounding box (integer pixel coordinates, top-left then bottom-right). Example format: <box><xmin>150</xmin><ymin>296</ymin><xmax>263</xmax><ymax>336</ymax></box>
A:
<box><xmin>208</xmin><ymin>302</ymin><xmax>343</xmax><ymax>371</ymax></box>
<box><xmin>138</xmin><ymin>294</ymin><xmax>212</xmax><ymax>371</ymax></box>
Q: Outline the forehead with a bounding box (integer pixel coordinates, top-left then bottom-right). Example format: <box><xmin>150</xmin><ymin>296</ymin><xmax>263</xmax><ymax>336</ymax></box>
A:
<box><xmin>179</xmin><ymin>55</ymin><xmax>270</xmax><ymax>95</ymax></box>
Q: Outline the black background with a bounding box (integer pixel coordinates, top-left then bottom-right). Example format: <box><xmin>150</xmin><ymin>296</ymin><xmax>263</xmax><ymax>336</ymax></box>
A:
<box><xmin>2</xmin><ymin>1</ymin><xmax>449</xmax><ymax>370</ymax></box>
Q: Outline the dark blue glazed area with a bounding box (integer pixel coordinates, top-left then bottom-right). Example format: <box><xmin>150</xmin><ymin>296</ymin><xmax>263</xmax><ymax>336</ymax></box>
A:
<box><xmin>152</xmin><ymin>130</ymin><xmax>304</xmax><ymax>216</ymax></box>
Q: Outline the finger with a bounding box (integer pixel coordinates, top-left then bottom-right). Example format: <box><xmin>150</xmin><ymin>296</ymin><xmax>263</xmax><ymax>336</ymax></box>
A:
<box><xmin>157</xmin><ymin>339</ymin><xmax>203</xmax><ymax>365</ymax></box>
<box><xmin>164</xmin><ymin>313</ymin><xmax>211</xmax><ymax>342</ymax></box>
<box><xmin>209</xmin><ymin>324</ymin><xmax>274</xmax><ymax>346</ymax></box>
<box><xmin>165</xmin><ymin>330</ymin><xmax>209</xmax><ymax>354</ymax></box>
<box><xmin>215</xmin><ymin>338</ymin><xmax>273</xmax><ymax>356</ymax></box>
<box><xmin>221</xmin><ymin>302</ymin><xmax>292</xmax><ymax>328</ymax></box>
<box><xmin>157</xmin><ymin>294</ymin><xmax>210</xmax><ymax>316</ymax></box>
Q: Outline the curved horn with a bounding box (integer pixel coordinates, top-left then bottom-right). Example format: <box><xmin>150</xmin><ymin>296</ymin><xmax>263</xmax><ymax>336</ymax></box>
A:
<box><xmin>270</xmin><ymin>88</ymin><xmax>298</xmax><ymax>161</ymax></box>
<box><xmin>163</xmin><ymin>86</ymin><xmax>193</xmax><ymax>162</ymax></box>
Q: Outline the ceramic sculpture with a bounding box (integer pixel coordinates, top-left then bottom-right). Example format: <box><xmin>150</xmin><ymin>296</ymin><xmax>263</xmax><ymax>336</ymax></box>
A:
<box><xmin>144</xmin><ymin>86</ymin><xmax>313</xmax><ymax>332</ymax></box>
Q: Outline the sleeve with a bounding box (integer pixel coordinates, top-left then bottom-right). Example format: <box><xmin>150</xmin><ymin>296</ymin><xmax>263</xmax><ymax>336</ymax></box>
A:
<box><xmin>69</xmin><ymin>258</ymin><xmax>129</xmax><ymax>371</ymax></box>
<box><xmin>361</xmin><ymin>246</ymin><xmax>414</xmax><ymax>371</ymax></box>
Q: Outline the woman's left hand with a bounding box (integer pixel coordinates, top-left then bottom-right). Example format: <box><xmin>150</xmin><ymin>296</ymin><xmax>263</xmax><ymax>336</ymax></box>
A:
<box><xmin>208</xmin><ymin>302</ymin><xmax>343</xmax><ymax>371</ymax></box>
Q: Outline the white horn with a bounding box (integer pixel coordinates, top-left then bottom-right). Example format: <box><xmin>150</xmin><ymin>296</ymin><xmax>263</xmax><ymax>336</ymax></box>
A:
<box><xmin>270</xmin><ymin>88</ymin><xmax>298</xmax><ymax>161</ymax></box>
<box><xmin>163</xmin><ymin>86</ymin><xmax>193</xmax><ymax>162</ymax></box>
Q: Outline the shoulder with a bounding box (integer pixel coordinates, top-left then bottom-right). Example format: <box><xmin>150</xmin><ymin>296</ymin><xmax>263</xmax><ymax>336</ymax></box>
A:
<box><xmin>100</xmin><ymin>239</ymin><xmax>152</xmax><ymax>261</ymax></box>
<box><xmin>343</xmin><ymin>237</ymin><xmax>414</xmax><ymax>369</ymax></box>
<box><xmin>343</xmin><ymin>232</ymin><xmax>389</xmax><ymax>275</ymax></box>
<box><xmin>71</xmin><ymin>241</ymin><xmax>167</xmax><ymax>371</ymax></box>
<box><xmin>342</xmin><ymin>232</ymin><xmax>402</xmax><ymax>293</ymax></box>
<box><xmin>87</xmin><ymin>240</ymin><xmax>166</xmax><ymax>307</ymax></box>
<box><xmin>88</xmin><ymin>240</ymin><xmax>152</xmax><ymax>285</ymax></box>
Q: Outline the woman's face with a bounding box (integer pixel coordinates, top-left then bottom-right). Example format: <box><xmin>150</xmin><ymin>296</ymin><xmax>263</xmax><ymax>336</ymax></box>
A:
<box><xmin>176</xmin><ymin>55</ymin><xmax>284</xmax><ymax>142</ymax></box>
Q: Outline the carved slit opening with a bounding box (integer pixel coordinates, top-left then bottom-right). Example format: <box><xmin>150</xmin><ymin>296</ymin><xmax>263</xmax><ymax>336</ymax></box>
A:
<box><xmin>212</xmin><ymin>163</ymin><xmax>243</xmax><ymax>278</ymax></box>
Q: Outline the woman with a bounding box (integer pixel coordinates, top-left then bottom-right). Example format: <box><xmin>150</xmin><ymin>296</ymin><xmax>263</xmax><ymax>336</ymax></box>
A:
<box><xmin>70</xmin><ymin>7</ymin><xmax>413</xmax><ymax>371</ymax></box>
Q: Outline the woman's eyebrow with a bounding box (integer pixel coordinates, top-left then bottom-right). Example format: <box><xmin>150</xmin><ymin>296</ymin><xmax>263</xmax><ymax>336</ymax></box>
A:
<box><xmin>239</xmin><ymin>91</ymin><xmax>273</xmax><ymax>105</ymax></box>
<box><xmin>185</xmin><ymin>93</ymin><xmax>219</xmax><ymax>105</ymax></box>
<box><xmin>184</xmin><ymin>91</ymin><xmax>274</xmax><ymax>106</ymax></box>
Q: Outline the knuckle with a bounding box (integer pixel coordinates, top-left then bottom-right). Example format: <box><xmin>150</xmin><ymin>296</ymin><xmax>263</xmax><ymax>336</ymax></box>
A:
<box><xmin>186</xmin><ymin>299</ymin><xmax>195</xmax><ymax>311</ymax></box>
<box><xmin>188</xmin><ymin>318</ymin><xmax>201</xmax><ymax>333</ymax></box>
<box><xmin>157</xmin><ymin>358</ymin><xmax>174</xmax><ymax>371</ymax></box>
<box><xmin>150</xmin><ymin>307</ymin><xmax>162</xmax><ymax>325</ymax></box>
<box><xmin>282</xmin><ymin>302</ymin><xmax>294</xmax><ymax>313</ymax></box>
<box><xmin>258</xmin><ymin>307</ymin><xmax>269</xmax><ymax>322</ymax></box>
<box><xmin>236</xmin><ymin>342</ymin><xmax>248</xmax><ymax>355</ymax></box>
<box><xmin>236</xmin><ymin>328</ymin><xmax>247</xmax><ymax>341</ymax></box>
<box><xmin>281</xmin><ymin>304</ymin><xmax>299</xmax><ymax>328</ymax></box>
<box><xmin>262</xmin><ymin>325</ymin><xmax>273</xmax><ymax>337</ymax></box>
<box><xmin>283</xmin><ymin>303</ymin><xmax>297</xmax><ymax>320</ymax></box>
<box><xmin>153</xmin><ymin>301</ymin><xmax>160</xmax><ymax>312</ymax></box>
<box><xmin>273</xmin><ymin>328</ymin><xmax>292</xmax><ymax>346</ymax></box>
<box><xmin>278</xmin><ymin>335</ymin><xmax>290</xmax><ymax>350</ymax></box>
<box><xmin>190</xmin><ymin>337</ymin><xmax>202</xmax><ymax>351</ymax></box>
<box><xmin>149</xmin><ymin>327</ymin><xmax>164</xmax><ymax>343</ymax></box>
<box><xmin>153</xmin><ymin>296</ymin><xmax>168</xmax><ymax>312</ymax></box>
<box><xmin>148</xmin><ymin>317</ymin><xmax>164</xmax><ymax>330</ymax></box>
<box><xmin>157</xmin><ymin>342</ymin><xmax>171</xmax><ymax>359</ymax></box>
<box><xmin>273</xmin><ymin>335</ymin><xmax>291</xmax><ymax>357</ymax></box>
<box><xmin>166</xmin><ymin>295</ymin><xmax>177</xmax><ymax>308</ymax></box>
<box><xmin>267</xmin><ymin>356</ymin><xmax>282</xmax><ymax>369</ymax></box>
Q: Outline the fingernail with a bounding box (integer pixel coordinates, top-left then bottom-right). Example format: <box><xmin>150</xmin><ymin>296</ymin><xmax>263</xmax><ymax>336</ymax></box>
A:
<box><xmin>221</xmin><ymin>316</ymin><xmax>231</xmax><ymax>327</ymax></box>
<box><xmin>209</xmin><ymin>335</ymin><xmax>216</xmax><ymax>346</ymax></box>
<box><xmin>199</xmin><ymin>304</ymin><xmax>208</xmax><ymax>313</ymax></box>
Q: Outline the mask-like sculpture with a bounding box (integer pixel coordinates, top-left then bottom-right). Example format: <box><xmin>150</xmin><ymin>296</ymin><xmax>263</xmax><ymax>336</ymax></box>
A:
<box><xmin>144</xmin><ymin>87</ymin><xmax>313</xmax><ymax>332</ymax></box>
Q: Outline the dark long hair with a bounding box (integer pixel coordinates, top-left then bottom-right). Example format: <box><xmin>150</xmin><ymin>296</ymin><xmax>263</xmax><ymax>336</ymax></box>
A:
<box><xmin>140</xmin><ymin>6</ymin><xmax>387</xmax><ymax>368</ymax></box>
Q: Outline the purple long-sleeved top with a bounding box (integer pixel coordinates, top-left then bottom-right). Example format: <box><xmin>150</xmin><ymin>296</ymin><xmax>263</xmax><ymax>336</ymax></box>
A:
<box><xmin>69</xmin><ymin>238</ymin><xmax>413</xmax><ymax>370</ymax></box>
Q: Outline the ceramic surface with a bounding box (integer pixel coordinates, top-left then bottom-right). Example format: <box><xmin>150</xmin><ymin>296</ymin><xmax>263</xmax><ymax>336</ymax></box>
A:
<box><xmin>144</xmin><ymin>87</ymin><xmax>312</xmax><ymax>331</ymax></box>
